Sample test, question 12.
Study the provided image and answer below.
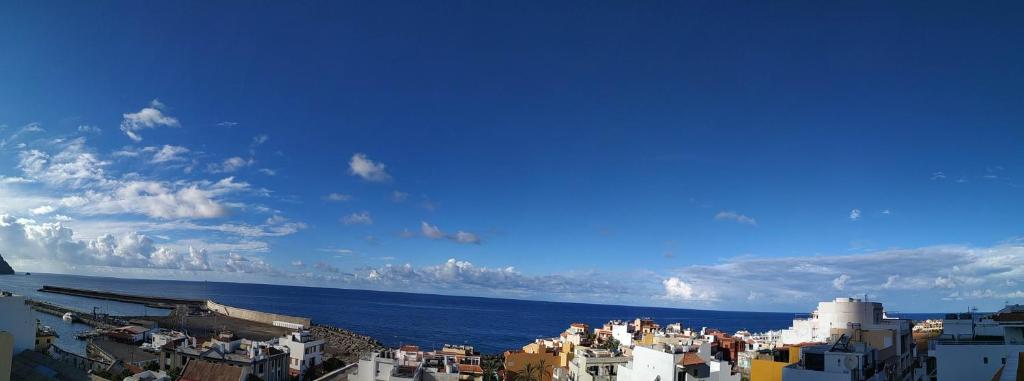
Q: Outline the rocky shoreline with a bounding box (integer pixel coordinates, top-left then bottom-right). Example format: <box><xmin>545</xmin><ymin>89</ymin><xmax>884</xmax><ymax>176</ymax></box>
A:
<box><xmin>311</xmin><ymin>323</ymin><xmax>384</xmax><ymax>364</ymax></box>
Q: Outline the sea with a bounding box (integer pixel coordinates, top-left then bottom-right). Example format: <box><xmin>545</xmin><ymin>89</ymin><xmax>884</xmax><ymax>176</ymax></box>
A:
<box><xmin>0</xmin><ymin>273</ymin><xmax>943</xmax><ymax>355</ymax></box>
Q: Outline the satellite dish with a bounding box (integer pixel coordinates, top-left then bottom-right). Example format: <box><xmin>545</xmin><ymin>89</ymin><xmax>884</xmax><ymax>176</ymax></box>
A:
<box><xmin>844</xmin><ymin>356</ymin><xmax>858</xmax><ymax>370</ymax></box>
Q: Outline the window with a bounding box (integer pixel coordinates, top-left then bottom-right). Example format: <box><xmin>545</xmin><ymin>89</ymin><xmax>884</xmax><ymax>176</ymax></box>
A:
<box><xmin>983</xmin><ymin>357</ymin><xmax>988</xmax><ymax>364</ymax></box>
<box><xmin>1002</xmin><ymin>358</ymin><xmax>1007</xmax><ymax>365</ymax></box>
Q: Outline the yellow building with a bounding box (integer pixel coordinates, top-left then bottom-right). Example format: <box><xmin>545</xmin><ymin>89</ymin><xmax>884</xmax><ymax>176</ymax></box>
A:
<box><xmin>749</xmin><ymin>346</ymin><xmax>800</xmax><ymax>381</ymax></box>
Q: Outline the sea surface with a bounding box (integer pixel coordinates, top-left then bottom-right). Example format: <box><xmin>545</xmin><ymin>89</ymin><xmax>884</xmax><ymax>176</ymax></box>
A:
<box><xmin>1</xmin><ymin>273</ymin><xmax>943</xmax><ymax>354</ymax></box>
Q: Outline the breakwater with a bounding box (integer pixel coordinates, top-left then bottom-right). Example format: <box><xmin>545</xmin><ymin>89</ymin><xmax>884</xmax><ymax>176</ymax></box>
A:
<box><xmin>39</xmin><ymin>285</ymin><xmax>204</xmax><ymax>309</ymax></box>
<box><xmin>26</xmin><ymin>299</ymin><xmax>119</xmax><ymax>329</ymax></box>
<box><xmin>206</xmin><ymin>299</ymin><xmax>311</xmax><ymax>328</ymax></box>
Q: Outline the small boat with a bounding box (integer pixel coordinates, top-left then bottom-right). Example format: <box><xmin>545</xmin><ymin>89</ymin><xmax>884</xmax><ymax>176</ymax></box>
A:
<box><xmin>62</xmin><ymin>312</ymin><xmax>75</xmax><ymax>322</ymax></box>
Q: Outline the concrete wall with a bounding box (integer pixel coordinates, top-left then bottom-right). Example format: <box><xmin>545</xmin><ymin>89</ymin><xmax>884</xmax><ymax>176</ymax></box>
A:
<box><xmin>0</xmin><ymin>294</ymin><xmax>35</xmax><ymax>353</ymax></box>
<box><xmin>206</xmin><ymin>300</ymin><xmax>310</xmax><ymax>328</ymax></box>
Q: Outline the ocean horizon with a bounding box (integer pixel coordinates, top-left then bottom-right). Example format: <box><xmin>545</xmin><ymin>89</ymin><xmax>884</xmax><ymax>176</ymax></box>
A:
<box><xmin>1</xmin><ymin>273</ymin><xmax>944</xmax><ymax>354</ymax></box>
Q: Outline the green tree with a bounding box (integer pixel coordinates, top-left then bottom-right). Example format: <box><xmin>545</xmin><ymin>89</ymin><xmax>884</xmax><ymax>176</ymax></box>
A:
<box><xmin>482</xmin><ymin>357</ymin><xmax>503</xmax><ymax>381</ymax></box>
<box><xmin>514</xmin><ymin>359</ymin><xmax>550</xmax><ymax>381</ymax></box>
<box><xmin>600</xmin><ymin>338</ymin><xmax>620</xmax><ymax>352</ymax></box>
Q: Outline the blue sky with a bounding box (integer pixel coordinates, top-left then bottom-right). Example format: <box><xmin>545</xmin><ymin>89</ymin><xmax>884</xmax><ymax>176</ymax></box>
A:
<box><xmin>1</xmin><ymin>1</ymin><xmax>1022</xmax><ymax>312</ymax></box>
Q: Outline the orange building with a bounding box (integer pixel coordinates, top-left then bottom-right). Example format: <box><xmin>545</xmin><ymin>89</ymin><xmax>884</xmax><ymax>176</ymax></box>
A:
<box><xmin>504</xmin><ymin>350</ymin><xmax>561</xmax><ymax>381</ymax></box>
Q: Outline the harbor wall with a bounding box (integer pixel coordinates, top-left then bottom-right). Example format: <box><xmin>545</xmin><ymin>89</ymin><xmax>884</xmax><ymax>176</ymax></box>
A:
<box><xmin>205</xmin><ymin>300</ymin><xmax>310</xmax><ymax>328</ymax></box>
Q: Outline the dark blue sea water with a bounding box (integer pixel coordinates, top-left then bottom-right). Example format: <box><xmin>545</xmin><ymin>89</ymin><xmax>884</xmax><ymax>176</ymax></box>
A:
<box><xmin>0</xmin><ymin>273</ymin><xmax>943</xmax><ymax>354</ymax></box>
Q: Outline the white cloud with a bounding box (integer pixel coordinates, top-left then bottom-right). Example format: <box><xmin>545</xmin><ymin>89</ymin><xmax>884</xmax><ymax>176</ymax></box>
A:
<box><xmin>150</xmin><ymin>145</ymin><xmax>190</xmax><ymax>163</ymax></box>
<box><xmin>453</xmin><ymin>231</ymin><xmax>481</xmax><ymax>244</ymax></box>
<box><xmin>1</xmin><ymin>123</ymin><xmax>45</xmax><ymax>149</ymax></box>
<box><xmin>223</xmin><ymin>253</ymin><xmax>275</xmax><ymax>274</ymax></box>
<box><xmin>216</xmin><ymin>121</ymin><xmax>238</xmax><ymax>128</ymax></box>
<box><xmin>832</xmin><ymin>274</ymin><xmax>851</xmax><ymax>290</ymax></box>
<box><xmin>660</xmin><ymin>243</ymin><xmax>1024</xmax><ymax>310</ymax></box>
<box><xmin>18</xmin><ymin>138</ymin><xmax>109</xmax><ymax>188</ymax></box>
<box><xmin>0</xmin><ymin>215</ymin><xmax>211</xmax><ymax>271</ymax></box>
<box><xmin>324</xmin><ymin>193</ymin><xmax>352</xmax><ymax>202</ymax></box>
<box><xmin>931</xmin><ymin>172</ymin><xmax>947</xmax><ymax>180</ymax></box>
<box><xmin>342</xmin><ymin>211</ymin><xmax>373</xmax><ymax>225</ymax></box>
<box><xmin>662</xmin><ymin>277</ymin><xmax>716</xmax><ymax>301</ymax></box>
<box><xmin>714</xmin><ymin>211</ymin><xmax>757</xmax><ymax>226</ymax></box>
<box><xmin>419</xmin><ymin>221</ymin><xmax>481</xmax><ymax>244</ymax></box>
<box><xmin>348</xmin><ymin>153</ymin><xmax>391</xmax><ymax>182</ymax></box>
<box><xmin>291</xmin><ymin>260</ymin><xmax>305</xmax><ymax>268</ymax></box>
<box><xmin>849</xmin><ymin>209</ymin><xmax>861</xmax><ymax>221</ymax></box>
<box><xmin>357</xmin><ymin>258</ymin><xmax>627</xmax><ymax>300</ymax></box>
<box><xmin>69</xmin><ymin>177</ymin><xmax>249</xmax><ymax>220</ymax></box>
<box><xmin>207</xmin><ymin>157</ymin><xmax>252</xmax><ymax>173</ymax></box>
<box><xmin>258</xmin><ymin>168</ymin><xmax>276</xmax><ymax>176</ymax></box>
<box><xmin>120</xmin><ymin>99</ymin><xmax>180</xmax><ymax>142</ymax></box>
<box><xmin>0</xmin><ymin>176</ymin><xmax>33</xmax><ymax>184</ymax></box>
<box><xmin>421</xmin><ymin>221</ymin><xmax>444</xmax><ymax>239</ymax></box>
<box><xmin>77</xmin><ymin>125</ymin><xmax>102</xmax><ymax>134</ymax></box>
<box><xmin>29</xmin><ymin>205</ymin><xmax>56</xmax><ymax>215</ymax></box>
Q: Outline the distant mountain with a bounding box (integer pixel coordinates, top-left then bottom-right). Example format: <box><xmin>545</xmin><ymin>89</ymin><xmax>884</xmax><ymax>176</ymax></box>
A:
<box><xmin>0</xmin><ymin>253</ymin><xmax>14</xmax><ymax>275</ymax></box>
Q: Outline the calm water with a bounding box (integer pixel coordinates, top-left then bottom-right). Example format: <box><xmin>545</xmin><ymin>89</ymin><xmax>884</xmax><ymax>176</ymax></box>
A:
<box><xmin>1</xmin><ymin>273</ymin><xmax>942</xmax><ymax>354</ymax></box>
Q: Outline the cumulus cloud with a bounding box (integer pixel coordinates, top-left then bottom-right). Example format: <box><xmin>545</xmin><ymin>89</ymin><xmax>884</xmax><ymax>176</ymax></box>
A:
<box><xmin>832</xmin><ymin>274</ymin><xmax>851</xmax><ymax>290</ymax></box>
<box><xmin>342</xmin><ymin>211</ymin><xmax>373</xmax><ymax>225</ymax></box>
<box><xmin>120</xmin><ymin>99</ymin><xmax>180</xmax><ymax>142</ymax></box>
<box><xmin>714</xmin><ymin>211</ymin><xmax>757</xmax><ymax>226</ymax></box>
<box><xmin>68</xmin><ymin>177</ymin><xmax>248</xmax><ymax>219</ymax></box>
<box><xmin>0</xmin><ymin>215</ymin><xmax>210</xmax><ymax>270</ymax></box>
<box><xmin>662</xmin><ymin>277</ymin><xmax>716</xmax><ymax>301</ymax></box>
<box><xmin>348</xmin><ymin>153</ymin><xmax>391</xmax><ymax>182</ymax></box>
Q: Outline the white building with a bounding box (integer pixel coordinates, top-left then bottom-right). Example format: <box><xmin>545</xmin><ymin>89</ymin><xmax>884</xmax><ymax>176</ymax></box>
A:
<box><xmin>781</xmin><ymin>340</ymin><xmax>884</xmax><ymax>381</ymax></box>
<box><xmin>930</xmin><ymin>305</ymin><xmax>1024</xmax><ymax>381</ymax></box>
<box><xmin>356</xmin><ymin>346</ymin><xmax>483</xmax><ymax>381</ymax></box>
<box><xmin>779</xmin><ymin>297</ymin><xmax>917</xmax><ymax>379</ymax></box>
<box><xmin>568</xmin><ymin>347</ymin><xmax>630</xmax><ymax>381</ymax></box>
<box><xmin>279</xmin><ymin>330</ymin><xmax>325</xmax><ymax>377</ymax></box>
<box><xmin>611</xmin><ymin>323</ymin><xmax>634</xmax><ymax>347</ymax></box>
<box><xmin>0</xmin><ymin>291</ymin><xmax>35</xmax><ymax>354</ymax></box>
<box><xmin>615</xmin><ymin>344</ymin><xmax>739</xmax><ymax>381</ymax></box>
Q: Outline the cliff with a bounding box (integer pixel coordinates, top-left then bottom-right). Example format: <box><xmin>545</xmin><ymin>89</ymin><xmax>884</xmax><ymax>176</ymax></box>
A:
<box><xmin>0</xmin><ymin>253</ymin><xmax>14</xmax><ymax>274</ymax></box>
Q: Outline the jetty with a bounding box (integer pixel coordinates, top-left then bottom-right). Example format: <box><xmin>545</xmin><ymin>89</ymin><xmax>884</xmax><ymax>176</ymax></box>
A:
<box><xmin>25</xmin><ymin>299</ymin><xmax>120</xmax><ymax>329</ymax></box>
<box><xmin>38</xmin><ymin>285</ymin><xmax>205</xmax><ymax>309</ymax></box>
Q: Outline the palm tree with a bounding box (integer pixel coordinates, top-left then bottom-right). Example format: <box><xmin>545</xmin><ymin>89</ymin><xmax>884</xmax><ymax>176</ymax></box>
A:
<box><xmin>482</xmin><ymin>357</ymin><xmax>502</xmax><ymax>381</ymax></box>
